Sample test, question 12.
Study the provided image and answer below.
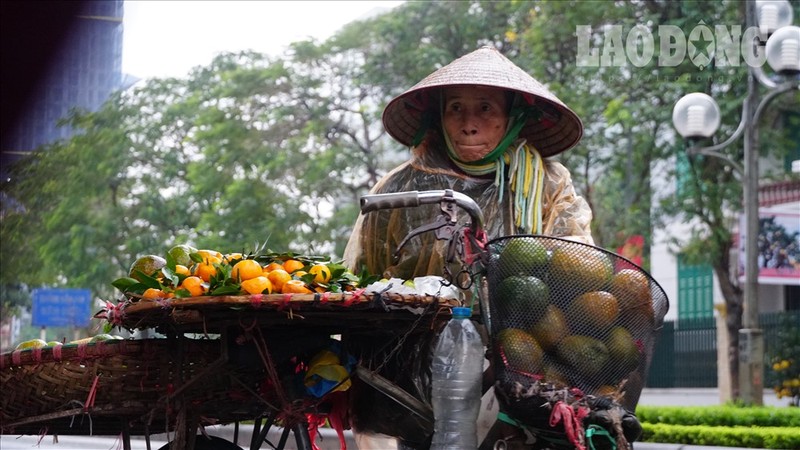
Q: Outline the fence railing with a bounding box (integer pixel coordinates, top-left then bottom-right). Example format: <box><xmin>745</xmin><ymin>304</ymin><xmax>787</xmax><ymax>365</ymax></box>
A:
<box><xmin>646</xmin><ymin>310</ymin><xmax>799</xmax><ymax>389</ymax></box>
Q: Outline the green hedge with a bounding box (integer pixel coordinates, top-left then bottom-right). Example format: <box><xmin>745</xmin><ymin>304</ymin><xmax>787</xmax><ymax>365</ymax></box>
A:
<box><xmin>635</xmin><ymin>405</ymin><xmax>800</xmax><ymax>427</ymax></box>
<box><xmin>634</xmin><ymin>406</ymin><xmax>800</xmax><ymax>449</ymax></box>
<box><xmin>641</xmin><ymin>423</ymin><xmax>800</xmax><ymax>449</ymax></box>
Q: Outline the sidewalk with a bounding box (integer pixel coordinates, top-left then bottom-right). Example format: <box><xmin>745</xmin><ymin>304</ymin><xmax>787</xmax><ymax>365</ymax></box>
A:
<box><xmin>638</xmin><ymin>387</ymin><xmax>788</xmax><ymax>408</ymax></box>
<box><xmin>637</xmin><ymin>445</ymin><xmax>764</xmax><ymax>450</ymax></box>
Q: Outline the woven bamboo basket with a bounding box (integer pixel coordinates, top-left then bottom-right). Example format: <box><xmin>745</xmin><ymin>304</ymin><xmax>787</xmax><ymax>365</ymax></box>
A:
<box><xmin>0</xmin><ymin>339</ymin><xmax>266</xmax><ymax>436</ymax></box>
<box><xmin>3</xmin><ymin>292</ymin><xmax>459</xmax><ymax>437</ymax></box>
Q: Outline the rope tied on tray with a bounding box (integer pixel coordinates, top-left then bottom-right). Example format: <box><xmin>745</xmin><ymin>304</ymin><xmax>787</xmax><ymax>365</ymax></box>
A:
<box><xmin>84</xmin><ymin>375</ymin><xmax>100</xmax><ymax>412</ymax></box>
<box><xmin>252</xmin><ymin>326</ymin><xmax>307</xmax><ymax>425</ymax></box>
<box><xmin>343</xmin><ymin>288</ymin><xmax>366</xmax><ymax>307</ymax></box>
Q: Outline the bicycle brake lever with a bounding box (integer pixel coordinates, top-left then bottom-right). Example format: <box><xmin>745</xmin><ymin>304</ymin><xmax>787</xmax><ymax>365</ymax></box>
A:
<box><xmin>393</xmin><ymin>214</ymin><xmax>454</xmax><ymax>262</ymax></box>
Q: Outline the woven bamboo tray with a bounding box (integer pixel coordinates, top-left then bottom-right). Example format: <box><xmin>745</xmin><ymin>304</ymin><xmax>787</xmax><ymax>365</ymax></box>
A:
<box><xmin>0</xmin><ymin>338</ymin><xmax>266</xmax><ymax>436</ymax></box>
<box><xmin>3</xmin><ymin>293</ymin><xmax>458</xmax><ymax>436</ymax></box>
<box><xmin>106</xmin><ymin>291</ymin><xmax>460</xmax><ymax>334</ymax></box>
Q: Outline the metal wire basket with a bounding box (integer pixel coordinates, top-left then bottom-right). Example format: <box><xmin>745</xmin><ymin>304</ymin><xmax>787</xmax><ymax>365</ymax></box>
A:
<box><xmin>483</xmin><ymin>235</ymin><xmax>669</xmax><ymax>424</ymax></box>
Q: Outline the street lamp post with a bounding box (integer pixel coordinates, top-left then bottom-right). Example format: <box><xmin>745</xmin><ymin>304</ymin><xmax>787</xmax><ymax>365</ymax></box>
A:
<box><xmin>672</xmin><ymin>0</ymin><xmax>799</xmax><ymax>405</ymax></box>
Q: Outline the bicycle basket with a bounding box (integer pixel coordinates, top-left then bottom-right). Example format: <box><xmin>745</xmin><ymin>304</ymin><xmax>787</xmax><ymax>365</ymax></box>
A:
<box><xmin>484</xmin><ymin>235</ymin><xmax>669</xmax><ymax>424</ymax></box>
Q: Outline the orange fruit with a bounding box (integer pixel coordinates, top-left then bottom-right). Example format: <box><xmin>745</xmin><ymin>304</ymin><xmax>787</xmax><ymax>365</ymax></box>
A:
<box><xmin>308</xmin><ymin>264</ymin><xmax>332</xmax><ymax>284</ymax></box>
<box><xmin>293</xmin><ymin>270</ymin><xmax>308</xmax><ymax>279</ymax></box>
<box><xmin>181</xmin><ymin>276</ymin><xmax>206</xmax><ymax>297</ymax></box>
<box><xmin>232</xmin><ymin>259</ymin><xmax>263</xmax><ymax>281</ymax></box>
<box><xmin>567</xmin><ymin>291</ymin><xmax>619</xmax><ymax>332</ymax></box>
<box><xmin>194</xmin><ymin>262</ymin><xmax>217</xmax><ymax>282</ymax></box>
<box><xmin>224</xmin><ymin>252</ymin><xmax>243</xmax><ymax>264</ymax></box>
<box><xmin>282</xmin><ymin>279</ymin><xmax>313</xmax><ymax>294</ymax></box>
<box><xmin>196</xmin><ymin>249</ymin><xmax>223</xmax><ymax>263</ymax></box>
<box><xmin>267</xmin><ymin>269</ymin><xmax>291</xmax><ymax>292</ymax></box>
<box><xmin>193</xmin><ymin>254</ymin><xmax>221</xmax><ymax>282</ymax></box>
<box><xmin>283</xmin><ymin>259</ymin><xmax>305</xmax><ymax>274</ymax></box>
<box><xmin>175</xmin><ymin>264</ymin><xmax>191</xmax><ymax>276</ymax></box>
<box><xmin>142</xmin><ymin>288</ymin><xmax>169</xmax><ymax>299</ymax></box>
<box><xmin>609</xmin><ymin>269</ymin><xmax>652</xmax><ymax>315</ymax></box>
<box><xmin>241</xmin><ymin>276</ymin><xmax>272</xmax><ymax>295</ymax></box>
<box><xmin>264</xmin><ymin>262</ymin><xmax>284</xmax><ymax>272</ymax></box>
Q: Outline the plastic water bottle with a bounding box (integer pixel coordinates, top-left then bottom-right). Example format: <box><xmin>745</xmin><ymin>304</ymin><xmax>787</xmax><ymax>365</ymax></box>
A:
<box><xmin>430</xmin><ymin>306</ymin><xmax>484</xmax><ymax>449</ymax></box>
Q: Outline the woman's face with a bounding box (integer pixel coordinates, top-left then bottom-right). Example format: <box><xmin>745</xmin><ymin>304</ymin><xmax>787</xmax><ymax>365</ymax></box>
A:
<box><xmin>442</xmin><ymin>86</ymin><xmax>510</xmax><ymax>162</ymax></box>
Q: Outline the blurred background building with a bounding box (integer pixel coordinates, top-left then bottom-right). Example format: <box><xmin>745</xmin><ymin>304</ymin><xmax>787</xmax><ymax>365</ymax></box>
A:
<box><xmin>1</xmin><ymin>0</ymin><xmax>129</xmax><ymax>178</ymax></box>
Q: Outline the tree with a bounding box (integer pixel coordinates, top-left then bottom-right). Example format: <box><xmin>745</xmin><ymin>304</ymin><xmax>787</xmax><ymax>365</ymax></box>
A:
<box><xmin>0</xmin><ymin>0</ymin><xmax>537</xmax><ymax>318</ymax></box>
<box><xmin>517</xmin><ymin>0</ymin><xmax>798</xmax><ymax>402</ymax></box>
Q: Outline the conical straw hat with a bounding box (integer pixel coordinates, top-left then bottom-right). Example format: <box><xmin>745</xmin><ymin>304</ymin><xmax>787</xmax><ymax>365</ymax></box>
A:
<box><xmin>381</xmin><ymin>46</ymin><xmax>583</xmax><ymax>157</ymax></box>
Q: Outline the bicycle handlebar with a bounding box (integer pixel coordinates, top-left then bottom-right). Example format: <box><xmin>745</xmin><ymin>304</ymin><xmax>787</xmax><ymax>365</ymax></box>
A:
<box><xmin>360</xmin><ymin>190</ymin><xmax>484</xmax><ymax>231</ymax></box>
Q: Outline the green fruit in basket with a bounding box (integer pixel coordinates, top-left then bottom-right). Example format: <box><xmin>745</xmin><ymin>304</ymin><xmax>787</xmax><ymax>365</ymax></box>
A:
<box><xmin>567</xmin><ymin>291</ymin><xmax>619</xmax><ymax>333</ymax></box>
<box><xmin>498</xmin><ymin>237</ymin><xmax>549</xmax><ymax>276</ymax></box>
<box><xmin>129</xmin><ymin>254</ymin><xmax>167</xmax><ymax>282</ymax></box>
<box><xmin>530</xmin><ymin>305</ymin><xmax>568</xmax><ymax>351</ymax></box>
<box><xmin>541</xmin><ymin>361</ymin><xmax>570</xmax><ymax>388</ymax></box>
<box><xmin>595</xmin><ymin>385</ymin><xmax>620</xmax><ymax>397</ymax></box>
<box><xmin>90</xmin><ymin>333</ymin><xmax>117</xmax><ymax>343</ymax></box>
<box><xmin>605</xmin><ymin>326</ymin><xmax>641</xmax><ymax>374</ymax></box>
<box><xmin>496</xmin><ymin>328</ymin><xmax>544</xmax><ymax>374</ymax></box>
<box><xmin>556</xmin><ymin>335</ymin><xmax>609</xmax><ymax>377</ymax></box>
<box><xmin>168</xmin><ymin>244</ymin><xmax>197</xmax><ymax>267</ymax></box>
<box><xmin>497</xmin><ymin>275</ymin><xmax>549</xmax><ymax>317</ymax></box>
<box><xmin>549</xmin><ymin>245</ymin><xmax>613</xmax><ymax>292</ymax></box>
<box><xmin>609</xmin><ymin>269</ymin><xmax>654</xmax><ymax>321</ymax></box>
<box><xmin>47</xmin><ymin>341</ymin><xmax>62</xmax><ymax>347</ymax></box>
<box><xmin>15</xmin><ymin>338</ymin><xmax>48</xmax><ymax>350</ymax></box>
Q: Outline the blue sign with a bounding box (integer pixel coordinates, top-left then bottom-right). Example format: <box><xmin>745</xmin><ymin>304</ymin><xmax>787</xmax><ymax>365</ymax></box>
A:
<box><xmin>32</xmin><ymin>288</ymin><xmax>92</xmax><ymax>327</ymax></box>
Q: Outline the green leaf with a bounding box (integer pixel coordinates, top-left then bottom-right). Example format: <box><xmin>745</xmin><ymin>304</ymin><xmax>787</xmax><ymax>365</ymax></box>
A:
<box><xmin>209</xmin><ymin>285</ymin><xmax>241</xmax><ymax>296</ymax></box>
<box><xmin>161</xmin><ymin>266</ymin><xmax>181</xmax><ymax>287</ymax></box>
<box><xmin>358</xmin><ymin>266</ymin><xmax>380</xmax><ymax>288</ymax></box>
<box><xmin>299</xmin><ymin>272</ymin><xmax>316</xmax><ymax>285</ymax></box>
<box><xmin>111</xmin><ymin>277</ymin><xmax>141</xmax><ymax>293</ymax></box>
<box><xmin>132</xmin><ymin>270</ymin><xmax>162</xmax><ymax>289</ymax></box>
<box><xmin>165</xmin><ymin>252</ymin><xmax>178</xmax><ymax>270</ymax></box>
<box><xmin>173</xmin><ymin>288</ymin><xmax>192</xmax><ymax>298</ymax></box>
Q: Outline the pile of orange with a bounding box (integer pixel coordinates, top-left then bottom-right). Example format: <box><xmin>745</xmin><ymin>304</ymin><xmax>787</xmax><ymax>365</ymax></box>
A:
<box><xmin>120</xmin><ymin>245</ymin><xmax>348</xmax><ymax>300</ymax></box>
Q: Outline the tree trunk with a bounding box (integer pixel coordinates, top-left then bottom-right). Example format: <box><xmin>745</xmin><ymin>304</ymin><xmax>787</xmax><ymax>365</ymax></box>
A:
<box><xmin>712</xmin><ymin>261</ymin><xmax>744</xmax><ymax>401</ymax></box>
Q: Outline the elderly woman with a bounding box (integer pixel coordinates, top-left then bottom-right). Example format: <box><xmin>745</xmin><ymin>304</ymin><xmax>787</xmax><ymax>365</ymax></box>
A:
<box><xmin>345</xmin><ymin>46</ymin><xmax>592</xmax><ymax>283</ymax></box>
<box><xmin>344</xmin><ymin>47</ymin><xmax>596</xmax><ymax>449</ymax></box>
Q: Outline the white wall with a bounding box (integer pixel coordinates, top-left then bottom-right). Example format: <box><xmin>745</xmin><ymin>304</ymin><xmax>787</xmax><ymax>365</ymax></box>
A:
<box><xmin>650</xmin><ymin>157</ymin><xmax>796</xmax><ymax>322</ymax></box>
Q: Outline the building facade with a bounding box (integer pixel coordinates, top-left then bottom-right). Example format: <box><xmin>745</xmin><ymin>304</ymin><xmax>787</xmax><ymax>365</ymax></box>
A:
<box><xmin>1</xmin><ymin>0</ymin><xmax>124</xmax><ymax>171</ymax></box>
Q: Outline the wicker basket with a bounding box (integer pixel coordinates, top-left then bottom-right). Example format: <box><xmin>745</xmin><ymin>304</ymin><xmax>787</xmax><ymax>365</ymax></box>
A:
<box><xmin>1</xmin><ymin>339</ymin><xmax>266</xmax><ymax>436</ymax></box>
<box><xmin>4</xmin><ymin>292</ymin><xmax>458</xmax><ymax>437</ymax></box>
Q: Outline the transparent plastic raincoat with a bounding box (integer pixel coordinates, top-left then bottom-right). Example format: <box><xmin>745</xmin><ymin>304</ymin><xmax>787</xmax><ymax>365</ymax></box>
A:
<box><xmin>344</xmin><ymin>132</ymin><xmax>594</xmax><ymax>281</ymax></box>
